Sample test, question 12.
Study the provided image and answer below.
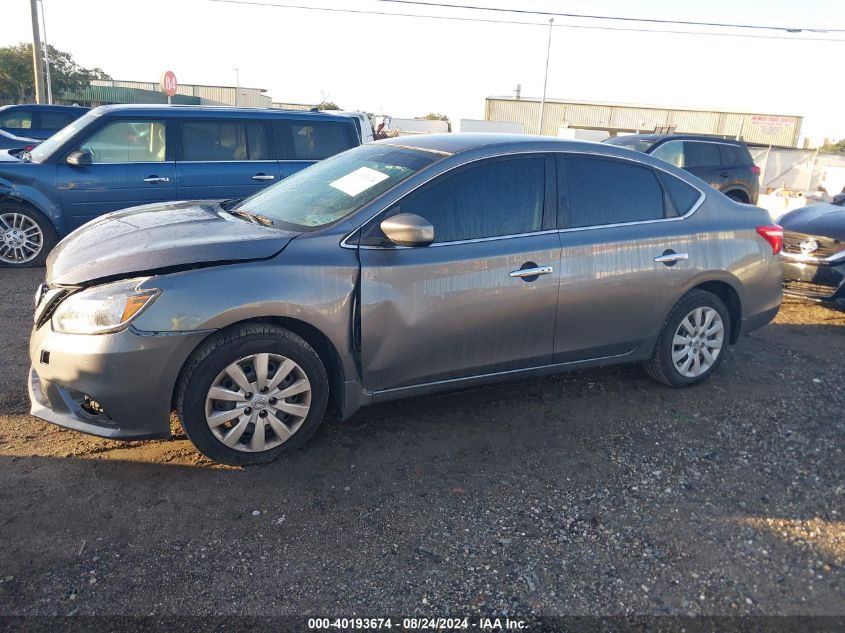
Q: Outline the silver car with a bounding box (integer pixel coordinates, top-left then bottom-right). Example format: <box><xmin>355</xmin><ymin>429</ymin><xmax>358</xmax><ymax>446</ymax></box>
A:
<box><xmin>29</xmin><ymin>135</ymin><xmax>783</xmax><ymax>465</ymax></box>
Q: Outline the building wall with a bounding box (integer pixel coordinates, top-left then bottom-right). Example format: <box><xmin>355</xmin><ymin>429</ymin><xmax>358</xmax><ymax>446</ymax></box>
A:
<box><xmin>271</xmin><ymin>102</ymin><xmax>315</xmax><ymax>111</ymax></box>
<box><xmin>91</xmin><ymin>79</ymin><xmax>272</xmax><ymax>108</ymax></box>
<box><xmin>485</xmin><ymin>97</ymin><xmax>802</xmax><ymax>147</ymax></box>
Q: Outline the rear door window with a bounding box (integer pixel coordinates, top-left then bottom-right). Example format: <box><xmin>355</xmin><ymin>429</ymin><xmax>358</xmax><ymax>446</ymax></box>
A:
<box><xmin>719</xmin><ymin>144</ymin><xmax>745</xmax><ymax>166</ymax></box>
<box><xmin>658</xmin><ymin>172</ymin><xmax>702</xmax><ymax>216</ymax></box>
<box><xmin>560</xmin><ymin>156</ymin><xmax>667</xmax><ymax>228</ymax></box>
<box><xmin>274</xmin><ymin>120</ymin><xmax>355</xmax><ymax>160</ymax></box>
<box><xmin>683</xmin><ymin>142</ymin><xmax>721</xmax><ymax>168</ymax></box>
<box><xmin>181</xmin><ymin>120</ymin><xmax>270</xmax><ymax>161</ymax></box>
<box><xmin>0</xmin><ymin>110</ymin><xmax>33</xmax><ymax>130</ymax></box>
<box><xmin>38</xmin><ymin>111</ymin><xmax>75</xmax><ymax>130</ymax></box>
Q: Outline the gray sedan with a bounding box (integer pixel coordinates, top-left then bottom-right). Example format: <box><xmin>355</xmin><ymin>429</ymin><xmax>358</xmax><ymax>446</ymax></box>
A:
<box><xmin>29</xmin><ymin>135</ymin><xmax>783</xmax><ymax>465</ymax></box>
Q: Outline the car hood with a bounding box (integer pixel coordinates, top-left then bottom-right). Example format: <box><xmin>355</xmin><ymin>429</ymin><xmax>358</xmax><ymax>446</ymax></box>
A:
<box><xmin>780</xmin><ymin>203</ymin><xmax>845</xmax><ymax>241</ymax></box>
<box><xmin>47</xmin><ymin>200</ymin><xmax>298</xmax><ymax>286</ymax></box>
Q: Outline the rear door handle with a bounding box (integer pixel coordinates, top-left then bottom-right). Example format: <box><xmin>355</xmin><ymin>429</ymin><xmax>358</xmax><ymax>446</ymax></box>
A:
<box><xmin>509</xmin><ymin>265</ymin><xmax>553</xmax><ymax>278</ymax></box>
<box><xmin>654</xmin><ymin>252</ymin><xmax>689</xmax><ymax>265</ymax></box>
<box><xmin>251</xmin><ymin>174</ymin><xmax>275</xmax><ymax>181</ymax></box>
<box><xmin>143</xmin><ymin>176</ymin><xmax>170</xmax><ymax>184</ymax></box>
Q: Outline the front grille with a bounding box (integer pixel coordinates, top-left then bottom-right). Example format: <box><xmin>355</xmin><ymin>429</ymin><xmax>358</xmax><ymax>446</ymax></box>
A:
<box><xmin>783</xmin><ymin>232</ymin><xmax>844</xmax><ymax>259</ymax></box>
<box><xmin>33</xmin><ymin>287</ymin><xmax>73</xmax><ymax>329</ymax></box>
<box><xmin>783</xmin><ymin>279</ymin><xmax>837</xmax><ymax>299</ymax></box>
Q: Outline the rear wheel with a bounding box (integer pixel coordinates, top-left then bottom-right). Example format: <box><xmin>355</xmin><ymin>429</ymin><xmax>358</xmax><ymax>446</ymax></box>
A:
<box><xmin>176</xmin><ymin>324</ymin><xmax>329</xmax><ymax>465</ymax></box>
<box><xmin>0</xmin><ymin>202</ymin><xmax>57</xmax><ymax>267</ymax></box>
<box><xmin>644</xmin><ymin>290</ymin><xmax>731</xmax><ymax>387</ymax></box>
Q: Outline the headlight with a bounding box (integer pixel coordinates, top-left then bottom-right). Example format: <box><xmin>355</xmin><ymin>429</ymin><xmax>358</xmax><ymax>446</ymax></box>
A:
<box><xmin>51</xmin><ymin>278</ymin><xmax>160</xmax><ymax>335</ymax></box>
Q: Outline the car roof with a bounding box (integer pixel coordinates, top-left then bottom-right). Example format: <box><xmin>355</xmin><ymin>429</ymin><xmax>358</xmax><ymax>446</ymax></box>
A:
<box><xmin>0</xmin><ymin>103</ymin><xmax>88</xmax><ymax>112</ymax></box>
<box><xmin>609</xmin><ymin>133</ymin><xmax>749</xmax><ymax>147</ymax></box>
<box><xmin>378</xmin><ymin>133</ymin><xmax>611</xmax><ymax>155</ymax></box>
<box><xmin>87</xmin><ymin>103</ymin><xmax>355</xmax><ymax>121</ymax></box>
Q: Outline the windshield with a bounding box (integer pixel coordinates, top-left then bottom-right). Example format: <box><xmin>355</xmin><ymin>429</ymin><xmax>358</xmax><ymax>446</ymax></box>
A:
<box><xmin>28</xmin><ymin>111</ymin><xmax>99</xmax><ymax>163</ymax></box>
<box><xmin>603</xmin><ymin>137</ymin><xmax>654</xmax><ymax>153</ymax></box>
<box><xmin>236</xmin><ymin>144</ymin><xmax>440</xmax><ymax>231</ymax></box>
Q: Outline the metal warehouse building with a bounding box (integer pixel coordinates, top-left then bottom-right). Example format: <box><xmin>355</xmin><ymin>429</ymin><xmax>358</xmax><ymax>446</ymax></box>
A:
<box><xmin>73</xmin><ymin>79</ymin><xmax>273</xmax><ymax>108</ymax></box>
<box><xmin>485</xmin><ymin>96</ymin><xmax>802</xmax><ymax>147</ymax></box>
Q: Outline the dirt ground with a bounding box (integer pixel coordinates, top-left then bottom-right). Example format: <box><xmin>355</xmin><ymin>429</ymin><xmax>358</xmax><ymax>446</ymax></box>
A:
<box><xmin>0</xmin><ymin>267</ymin><xmax>843</xmax><ymax>617</ymax></box>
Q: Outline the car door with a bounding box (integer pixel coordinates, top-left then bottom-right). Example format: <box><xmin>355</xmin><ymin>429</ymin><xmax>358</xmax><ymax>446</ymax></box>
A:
<box><xmin>57</xmin><ymin>118</ymin><xmax>176</xmax><ymax>230</ymax></box>
<box><xmin>682</xmin><ymin>141</ymin><xmax>723</xmax><ymax>190</ymax></box>
<box><xmin>175</xmin><ymin>119</ymin><xmax>281</xmax><ymax>200</ymax></box>
<box><xmin>554</xmin><ymin>154</ymin><xmax>702</xmax><ymax>362</ymax></box>
<box><xmin>273</xmin><ymin>119</ymin><xmax>358</xmax><ymax>180</ymax></box>
<box><xmin>718</xmin><ymin>144</ymin><xmax>752</xmax><ymax>198</ymax></box>
<box><xmin>358</xmin><ymin>155</ymin><xmax>561</xmax><ymax>392</ymax></box>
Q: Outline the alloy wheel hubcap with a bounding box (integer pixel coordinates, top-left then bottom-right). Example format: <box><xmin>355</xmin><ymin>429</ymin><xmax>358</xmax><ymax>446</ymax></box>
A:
<box><xmin>672</xmin><ymin>306</ymin><xmax>724</xmax><ymax>378</ymax></box>
<box><xmin>204</xmin><ymin>353</ymin><xmax>311</xmax><ymax>452</ymax></box>
<box><xmin>0</xmin><ymin>213</ymin><xmax>43</xmax><ymax>264</ymax></box>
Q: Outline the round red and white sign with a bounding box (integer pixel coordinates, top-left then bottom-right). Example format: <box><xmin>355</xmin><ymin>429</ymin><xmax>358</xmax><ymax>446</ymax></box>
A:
<box><xmin>160</xmin><ymin>71</ymin><xmax>178</xmax><ymax>97</ymax></box>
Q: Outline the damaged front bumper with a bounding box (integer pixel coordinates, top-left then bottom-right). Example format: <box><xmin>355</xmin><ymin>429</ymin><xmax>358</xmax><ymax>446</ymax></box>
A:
<box><xmin>28</xmin><ymin>323</ymin><xmax>211</xmax><ymax>440</ymax></box>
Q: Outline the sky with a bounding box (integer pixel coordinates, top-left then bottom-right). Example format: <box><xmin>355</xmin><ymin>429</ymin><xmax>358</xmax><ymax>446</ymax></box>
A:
<box><xmin>2</xmin><ymin>0</ymin><xmax>844</xmax><ymax>139</ymax></box>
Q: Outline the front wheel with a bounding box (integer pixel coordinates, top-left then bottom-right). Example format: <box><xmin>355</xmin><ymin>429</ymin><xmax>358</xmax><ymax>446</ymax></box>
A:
<box><xmin>644</xmin><ymin>290</ymin><xmax>731</xmax><ymax>387</ymax></box>
<box><xmin>0</xmin><ymin>203</ymin><xmax>57</xmax><ymax>267</ymax></box>
<box><xmin>176</xmin><ymin>324</ymin><xmax>329</xmax><ymax>465</ymax></box>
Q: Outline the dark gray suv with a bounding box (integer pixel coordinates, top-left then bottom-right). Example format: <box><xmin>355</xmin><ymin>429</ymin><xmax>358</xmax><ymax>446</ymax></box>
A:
<box><xmin>604</xmin><ymin>134</ymin><xmax>760</xmax><ymax>205</ymax></box>
<box><xmin>29</xmin><ymin>135</ymin><xmax>783</xmax><ymax>465</ymax></box>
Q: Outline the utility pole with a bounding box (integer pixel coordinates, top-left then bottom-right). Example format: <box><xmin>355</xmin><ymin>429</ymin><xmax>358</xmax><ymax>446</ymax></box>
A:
<box><xmin>39</xmin><ymin>0</ymin><xmax>53</xmax><ymax>104</ymax></box>
<box><xmin>234</xmin><ymin>67</ymin><xmax>240</xmax><ymax>107</ymax></box>
<box><xmin>29</xmin><ymin>0</ymin><xmax>46</xmax><ymax>103</ymax></box>
<box><xmin>537</xmin><ymin>18</ymin><xmax>553</xmax><ymax>136</ymax></box>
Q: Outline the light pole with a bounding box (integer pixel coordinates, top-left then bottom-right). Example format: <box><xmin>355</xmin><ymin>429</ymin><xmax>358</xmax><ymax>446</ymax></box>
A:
<box><xmin>233</xmin><ymin>67</ymin><xmax>240</xmax><ymax>107</ymax></box>
<box><xmin>29</xmin><ymin>0</ymin><xmax>46</xmax><ymax>104</ymax></box>
<box><xmin>39</xmin><ymin>0</ymin><xmax>53</xmax><ymax>104</ymax></box>
<box><xmin>537</xmin><ymin>18</ymin><xmax>554</xmax><ymax>136</ymax></box>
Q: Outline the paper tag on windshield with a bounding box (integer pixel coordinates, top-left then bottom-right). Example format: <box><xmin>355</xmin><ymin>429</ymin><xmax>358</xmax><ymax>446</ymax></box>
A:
<box><xmin>329</xmin><ymin>167</ymin><xmax>389</xmax><ymax>197</ymax></box>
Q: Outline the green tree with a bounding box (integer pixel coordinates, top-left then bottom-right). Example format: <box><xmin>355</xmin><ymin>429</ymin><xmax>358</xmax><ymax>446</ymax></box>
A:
<box><xmin>819</xmin><ymin>138</ymin><xmax>845</xmax><ymax>154</ymax></box>
<box><xmin>0</xmin><ymin>43</ymin><xmax>109</xmax><ymax>103</ymax></box>
<box><xmin>316</xmin><ymin>101</ymin><xmax>340</xmax><ymax>111</ymax></box>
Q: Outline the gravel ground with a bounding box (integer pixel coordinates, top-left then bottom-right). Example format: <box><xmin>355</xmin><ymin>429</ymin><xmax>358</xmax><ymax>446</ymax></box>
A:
<box><xmin>0</xmin><ymin>268</ymin><xmax>843</xmax><ymax>617</ymax></box>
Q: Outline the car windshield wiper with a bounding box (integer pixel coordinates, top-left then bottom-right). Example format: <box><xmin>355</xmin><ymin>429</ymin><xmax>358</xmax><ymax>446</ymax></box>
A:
<box><xmin>228</xmin><ymin>208</ymin><xmax>274</xmax><ymax>226</ymax></box>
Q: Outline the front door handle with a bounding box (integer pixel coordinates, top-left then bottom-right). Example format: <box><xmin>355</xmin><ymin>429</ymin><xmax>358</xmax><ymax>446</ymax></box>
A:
<box><xmin>509</xmin><ymin>265</ymin><xmax>554</xmax><ymax>278</ymax></box>
<box><xmin>654</xmin><ymin>251</ymin><xmax>689</xmax><ymax>265</ymax></box>
<box><xmin>143</xmin><ymin>176</ymin><xmax>170</xmax><ymax>184</ymax></box>
<box><xmin>251</xmin><ymin>174</ymin><xmax>275</xmax><ymax>181</ymax></box>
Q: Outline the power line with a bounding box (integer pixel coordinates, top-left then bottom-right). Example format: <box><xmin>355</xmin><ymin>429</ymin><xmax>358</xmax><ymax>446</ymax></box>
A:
<box><xmin>209</xmin><ymin>0</ymin><xmax>845</xmax><ymax>42</ymax></box>
<box><xmin>376</xmin><ymin>0</ymin><xmax>845</xmax><ymax>34</ymax></box>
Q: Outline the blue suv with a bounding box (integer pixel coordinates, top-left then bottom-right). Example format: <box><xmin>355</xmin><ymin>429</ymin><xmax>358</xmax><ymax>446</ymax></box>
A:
<box><xmin>0</xmin><ymin>105</ymin><xmax>361</xmax><ymax>266</ymax></box>
<box><xmin>0</xmin><ymin>104</ymin><xmax>89</xmax><ymax>141</ymax></box>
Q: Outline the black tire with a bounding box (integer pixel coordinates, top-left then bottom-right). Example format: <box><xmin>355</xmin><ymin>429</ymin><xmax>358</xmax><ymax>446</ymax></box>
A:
<box><xmin>643</xmin><ymin>289</ymin><xmax>731</xmax><ymax>387</ymax></box>
<box><xmin>0</xmin><ymin>202</ymin><xmax>57</xmax><ymax>268</ymax></box>
<box><xmin>176</xmin><ymin>324</ymin><xmax>329</xmax><ymax>465</ymax></box>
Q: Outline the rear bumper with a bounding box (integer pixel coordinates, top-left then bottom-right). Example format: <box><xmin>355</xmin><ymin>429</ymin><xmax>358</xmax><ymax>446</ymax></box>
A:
<box><xmin>782</xmin><ymin>258</ymin><xmax>845</xmax><ymax>311</ymax></box>
<box><xmin>28</xmin><ymin>324</ymin><xmax>211</xmax><ymax>440</ymax></box>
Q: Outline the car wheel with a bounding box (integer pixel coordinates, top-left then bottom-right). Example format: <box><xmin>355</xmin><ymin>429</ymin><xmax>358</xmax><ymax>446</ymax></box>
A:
<box><xmin>643</xmin><ymin>289</ymin><xmax>731</xmax><ymax>387</ymax></box>
<box><xmin>176</xmin><ymin>324</ymin><xmax>329</xmax><ymax>465</ymax></box>
<box><xmin>0</xmin><ymin>202</ymin><xmax>57</xmax><ymax>268</ymax></box>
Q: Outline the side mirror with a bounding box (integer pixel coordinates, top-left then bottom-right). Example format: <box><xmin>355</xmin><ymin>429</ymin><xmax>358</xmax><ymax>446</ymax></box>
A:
<box><xmin>66</xmin><ymin>150</ymin><xmax>92</xmax><ymax>167</ymax></box>
<box><xmin>380</xmin><ymin>213</ymin><xmax>434</xmax><ymax>247</ymax></box>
